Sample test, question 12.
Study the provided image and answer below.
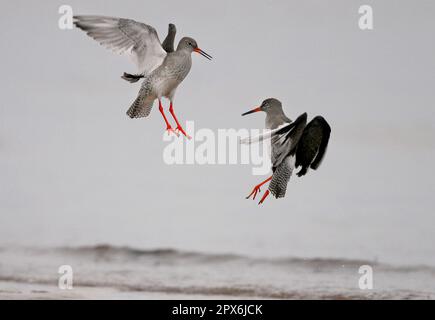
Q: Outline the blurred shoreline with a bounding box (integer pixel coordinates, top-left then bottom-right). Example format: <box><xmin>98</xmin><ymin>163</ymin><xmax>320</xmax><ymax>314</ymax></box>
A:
<box><xmin>0</xmin><ymin>281</ymin><xmax>256</xmax><ymax>300</ymax></box>
<box><xmin>1</xmin><ymin>245</ymin><xmax>434</xmax><ymax>300</ymax></box>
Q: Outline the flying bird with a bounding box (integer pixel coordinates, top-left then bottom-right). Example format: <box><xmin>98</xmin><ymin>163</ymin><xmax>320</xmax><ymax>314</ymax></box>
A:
<box><xmin>241</xmin><ymin>98</ymin><xmax>331</xmax><ymax>204</ymax></box>
<box><xmin>73</xmin><ymin>16</ymin><xmax>212</xmax><ymax>138</ymax></box>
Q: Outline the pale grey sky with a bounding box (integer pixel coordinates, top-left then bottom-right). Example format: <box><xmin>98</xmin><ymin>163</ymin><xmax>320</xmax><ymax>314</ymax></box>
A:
<box><xmin>1</xmin><ymin>0</ymin><xmax>434</xmax><ymax>265</ymax></box>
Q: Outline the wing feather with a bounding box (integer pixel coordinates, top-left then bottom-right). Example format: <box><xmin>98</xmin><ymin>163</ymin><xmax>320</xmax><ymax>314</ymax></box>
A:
<box><xmin>271</xmin><ymin>113</ymin><xmax>307</xmax><ymax>170</ymax></box>
<box><xmin>74</xmin><ymin>15</ymin><xmax>167</xmax><ymax>75</ymax></box>
<box><xmin>295</xmin><ymin>116</ymin><xmax>331</xmax><ymax>177</ymax></box>
<box><xmin>239</xmin><ymin>122</ymin><xmax>294</xmax><ymax>145</ymax></box>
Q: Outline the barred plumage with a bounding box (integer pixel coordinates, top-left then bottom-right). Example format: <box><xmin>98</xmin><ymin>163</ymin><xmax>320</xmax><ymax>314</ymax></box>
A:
<box><xmin>126</xmin><ymin>78</ymin><xmax>155</xmax><ymax>118</ymax></box>
<box><xmin>269</xmin><ymin>156</ymin><xmax>295</xmax><ymax>198</ymax></box>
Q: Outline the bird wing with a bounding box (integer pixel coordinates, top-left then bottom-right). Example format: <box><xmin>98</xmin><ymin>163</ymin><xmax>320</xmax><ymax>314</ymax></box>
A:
<box><xmin>74</xmin><ymin>15</ymin><xmax>167</xmax><ymax>75</ymax></box>
<box><xmin>295</xmin><ymin>116</ymin><xmax>331</xmax><ymax>177</ymax></box>
<box><xmin>239</xmin><ymin>122</ymin><xmax>294</xmax><ymax>145</ymax></box>
<box><xmin>270</xmin><ymin>113</ymin><xmax>308</xmax><ymax>170</ymax></box>
<box><xmin>267</xmin><ymin>113</ymin><xmax>307</xmax><ymax>198</ymax></box>
<box><xmin>161</xmin><ymin>24</ymin><xmax>176</xmax><ymax>53</ymax></box>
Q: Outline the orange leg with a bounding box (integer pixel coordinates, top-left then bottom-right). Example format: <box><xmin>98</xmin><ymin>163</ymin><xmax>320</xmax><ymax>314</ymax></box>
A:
<box><xmin>159</xmin><ymin>100</ymin><xmax>177</xmax><ymax>136</ymax></box>
<box><xmin>258</xmin><ymin>190</ymin><xmax>270</xmax><ymax>205</ymax></box>
<box><xmin>246</xmin><ymin>176</ymin><xmax>272</xmax><ymax>200</ymax></box>
<box><xmin>169</xmin><ymin>102</ymin><xmax>191</xmax><ymax>139</ymax></box>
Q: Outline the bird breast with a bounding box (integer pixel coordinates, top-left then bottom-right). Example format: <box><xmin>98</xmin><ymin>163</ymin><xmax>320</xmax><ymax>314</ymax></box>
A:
<box><xmin>151</xmin><ymin>52</ymin><xmax>192</xmax><ymax>97</ymax></box>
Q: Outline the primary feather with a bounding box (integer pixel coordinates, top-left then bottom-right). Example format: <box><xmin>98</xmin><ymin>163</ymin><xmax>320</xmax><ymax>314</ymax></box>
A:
<box><xmin>74</xmin><ymin>15</ymin><xmax>167</xmax><ymax>76</ymax></box>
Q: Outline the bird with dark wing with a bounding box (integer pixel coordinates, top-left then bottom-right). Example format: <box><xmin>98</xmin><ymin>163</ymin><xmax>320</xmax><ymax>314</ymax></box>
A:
<box><xmin>241</xmin><ymin>98</ymin><xmax>331</xmax><ymax>204</ymax></box>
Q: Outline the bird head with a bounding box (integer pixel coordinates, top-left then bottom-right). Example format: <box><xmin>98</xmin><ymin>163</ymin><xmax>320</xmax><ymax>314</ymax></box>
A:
<box><xmin>177</xmin><ymin>37</ymin><xmax>212</xmax><ymax>60</ymax></box>
<box><xmin>242</xmin><ymin>98</ymin><xmax>283</xmax><ymax>116</ymax></box>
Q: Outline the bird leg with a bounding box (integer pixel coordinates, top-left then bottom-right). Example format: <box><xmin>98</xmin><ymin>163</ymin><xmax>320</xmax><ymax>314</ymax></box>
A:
<box><xmin>159</xmin><ymin>100</ymin><xmax>177</xmax><ymax>136</ymax></box>
<box><xmin>169</xmin><ymin>102</ymin><xmax>191</xmax><ymax>139</ymax></box>
<box><xmin>258</xmin><ymin>190</ymin><xmax>270</xmax><ymax>205</ymax></box>
<box><xmin>246</xmin><ymin>176</ymin><xmax>272</xmax><ymax>200</ymax></box>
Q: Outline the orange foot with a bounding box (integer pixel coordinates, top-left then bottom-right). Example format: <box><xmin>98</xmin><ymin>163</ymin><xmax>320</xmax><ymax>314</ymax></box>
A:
<box><xmin>246</xmin><ymin>176</ymin><xmax>272</xmax><ymax>201</ymax></box>
<box><xmin>165</xmin><ymin>126</ymin><xmax>179</xmax><ymax>137</ymax></box>
<box><xmin>258</xmin><ymin>190</ymin><xmax>270</xmax><ymax>205</ymax></box>
<box><xmin>169</xmin><ymin>102</ymin><xmax>191</xmax><ymax>139</ymax></box>
<box><xmin>246</xmin><ymin>185</ymin><xmax>262</xmax><ymax>200</ymax></box>
<box><xmin>175</xmin><ymin>125</ymin><xmax>191</xmax><ymax>139</ymax></box>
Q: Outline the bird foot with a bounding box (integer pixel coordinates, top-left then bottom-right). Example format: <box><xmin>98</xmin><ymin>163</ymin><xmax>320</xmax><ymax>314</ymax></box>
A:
<box><xmin>246</xmin><ymin>185</ymin><xmax>262</xmax><ymax>200</ymax></box>
<box><xmin>245</xmin><ymin>177</ymin><xmax>272</xmax><ymax>202</ymax></box>
<box><xmin>175</xmin><ymin>126</ymin><xmax>191</xmax><ymax>139</ymax></box>
<box><xmin>165</xmin><ymin>126</ymin><xmax>179</xmax><ymax>137</ymax></box>
<box><xmin>258</xmin><ymin>190</ymin><xmax>270</xmax><ymax>205</ymax></box>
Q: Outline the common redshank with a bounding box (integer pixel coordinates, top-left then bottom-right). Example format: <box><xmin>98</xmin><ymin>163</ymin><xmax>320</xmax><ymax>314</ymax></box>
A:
<box><xmin>241</xmin><ymin>98</ymin><xmax>331</xmax><ymax>205</ymax></box>
<box><xmin>74</xmin><ymin>15</ymin><xmax>212</xmax><ymax>138</ymax></box>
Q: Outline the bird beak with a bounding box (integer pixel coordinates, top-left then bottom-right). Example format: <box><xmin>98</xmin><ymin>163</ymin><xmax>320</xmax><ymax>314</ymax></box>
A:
<box><xmin>241</xmin><ymin>107</ymin><xmax>262</xmax><ymax>116</ymax></box>
<box><xmin>194</xmin><ymin>47</ymin><xmax>212</xmax><ymax>60</ymax></box>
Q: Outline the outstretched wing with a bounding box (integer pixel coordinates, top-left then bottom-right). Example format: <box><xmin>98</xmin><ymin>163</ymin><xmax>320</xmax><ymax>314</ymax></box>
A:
<box><xmin>74</xmin><ymin>15</ymin><xmax>167</xmax><ymax>75</ymax></box>
<box><xmin>239</xmin><ymin>122</ymin><xmax>294</xmax><ymax>145</ymax></box>
<box><xmin>295</xmin><ymin>116</ymin><xmax>331</xmax><ymax>177</ymax></box>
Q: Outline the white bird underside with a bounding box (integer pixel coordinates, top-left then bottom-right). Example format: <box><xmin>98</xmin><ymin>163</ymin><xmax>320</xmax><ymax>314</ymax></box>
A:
<box><xmin>73</xmin><ymin>15</ymin><xmax>167</xmax><ymax>76</ymax></box>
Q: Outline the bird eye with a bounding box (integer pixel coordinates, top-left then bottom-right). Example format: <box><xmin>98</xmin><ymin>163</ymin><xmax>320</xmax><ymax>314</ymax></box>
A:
<box><xmin>188</xmin><ymin>42</ymin><xmax>192</xmax><ymax>46</ymax></box>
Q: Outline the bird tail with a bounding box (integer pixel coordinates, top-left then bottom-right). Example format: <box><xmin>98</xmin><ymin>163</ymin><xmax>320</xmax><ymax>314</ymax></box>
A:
<box><xmin>121</xmin><ymin>72</ymin><xmax>145</xmax><ymax>84</ymax></box>
<box><xmin>126</xmin><ymin>92</ymin><xmax>155</xmax><ymax>119</ymax></box>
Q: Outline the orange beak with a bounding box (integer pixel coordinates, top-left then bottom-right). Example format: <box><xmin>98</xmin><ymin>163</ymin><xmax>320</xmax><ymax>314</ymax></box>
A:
<box><xmin>241</xmin><ymin>107</ymin><xmax>262</xmax><ymax>116</ymax></box>
<box><xmin>194</xmin><ymin>47</ymin><xmax>212</xmax><ymax>60</ymax></box>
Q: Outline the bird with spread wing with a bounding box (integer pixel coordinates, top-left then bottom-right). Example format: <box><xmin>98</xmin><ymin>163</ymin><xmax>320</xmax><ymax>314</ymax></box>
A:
<box><xmin>74</xmin><ymin>16</ymin><xmax>212</xmax><ymax>138</ymax></box>
<box><xmin>241</xmin><ymin>98</ymin><xmax>331</xmax><ymax>204</ymax></box>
